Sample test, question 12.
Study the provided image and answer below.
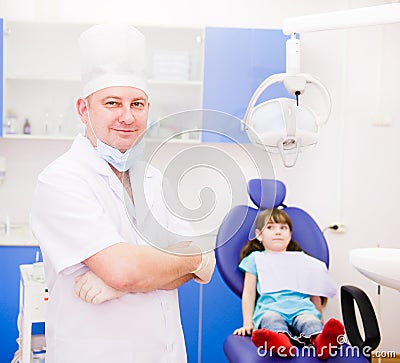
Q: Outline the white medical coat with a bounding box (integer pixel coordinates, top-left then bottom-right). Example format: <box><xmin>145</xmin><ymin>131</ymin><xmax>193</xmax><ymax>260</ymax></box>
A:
<box><xmin>30</xmin><ymin>135</ymin><xmax>190</xmax><ymax>363</ymax></box>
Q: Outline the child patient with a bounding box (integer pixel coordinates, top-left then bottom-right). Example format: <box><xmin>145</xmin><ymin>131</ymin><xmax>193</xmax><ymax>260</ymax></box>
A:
<box><xmin>233</xmin><ymin>208</ymin><xmax>345</xmax><ymax>359</ymax></box>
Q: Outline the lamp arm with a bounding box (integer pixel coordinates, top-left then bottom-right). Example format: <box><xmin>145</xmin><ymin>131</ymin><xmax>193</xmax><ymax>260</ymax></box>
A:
<box><xmin>243</xmin><ymin>73</ymin><xmax>286</xmax><ymax>130</ymax></box>
<box><xmin>283</xmin><ymin>4</ymin><xmax>400</xmax><ymax>35</ymax></box>
<box><xmin>304</xmin><ymin>74</ymin><xmax>332</xmax><ymax>126</ymax></box>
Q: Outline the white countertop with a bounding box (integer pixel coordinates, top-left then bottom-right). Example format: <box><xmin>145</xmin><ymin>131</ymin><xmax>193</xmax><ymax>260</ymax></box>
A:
<box><xmin>0</xmin><ymin>224</ymin><xmax>39</xmax><ymax>246</ymax></box>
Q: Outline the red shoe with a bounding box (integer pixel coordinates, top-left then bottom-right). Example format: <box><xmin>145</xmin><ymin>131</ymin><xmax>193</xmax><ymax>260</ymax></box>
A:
<box><xmin>252</xmin><ymin>329</ymin><xmax>294</xmax><ymax>358</ymax></box>
<box><xmin>313</xmin><ymin>318</ymin><xmax>345</xmax><ymax>360</ymax></box>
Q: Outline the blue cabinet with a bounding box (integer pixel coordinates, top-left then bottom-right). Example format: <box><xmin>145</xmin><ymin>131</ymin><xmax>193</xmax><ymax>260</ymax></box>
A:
<box><xmin>0</xmin><ymin>244</ymin><xmax>197</xmax><ymax>363</ymax></box>
<box><xmin>179</xmin><ymin>280</ymin><xmax>201</xmax><ymax>363</ymax></box>
<box><xmin>201</xmin><ymin>268</ymin><xmax>242</xmax><ymax>363</ymax></box>
<box><xmin>0</xmin><ymin>245</ymin><xmax>43</xmax><ymax>363</ymax></box>
<box><xmin>202</xmin><ymin>27</ymin><xmax>290</xmax><ymax>143</ymax></box>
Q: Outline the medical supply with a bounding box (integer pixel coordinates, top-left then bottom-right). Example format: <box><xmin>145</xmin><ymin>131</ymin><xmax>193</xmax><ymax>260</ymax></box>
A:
<box><xmin>0</xmin><ymin>156</ymin><xmax>6</xmax><ymax>184</ymax></box>
<box><xmin>23</xmin><ymin>118</ymin><xmax>31</xmax><ymax>135</ymax></box>
<box><xmin>11</xmin><ymin>263</ymin><xmax>48</xmax><ymax>363</ymax></box>
<box><xmin>31</xmin><ymin>252</ymin><xmax>45</xmax><ymax>283</ymax></box>
<box><xmin>4</xmin><ymin>215</ymin><xmax>11</xmax><ymax>234</ymax></box>
<box><xmin>192</xmin><ymin>247</ymin><xmax>216</xmax><ymax>284</ymax></box>
<box><xmin>95</xmin><ymin>137</ymin><xmax>146</xmax><ymax>172</ymax></box>
<box><xmin>74</xmin><ymin>270</ymin><xmax>126</xmax><ymax>304</ymax></box>
<box><xmin>4</xmin><ymin>114</ymin><xmax>17</xmax><ymax>134</ymax></box>
<box><xmin>153</xmin><ymin>51</ymin><xmax>190</xmax><ymax>81</ymax></box>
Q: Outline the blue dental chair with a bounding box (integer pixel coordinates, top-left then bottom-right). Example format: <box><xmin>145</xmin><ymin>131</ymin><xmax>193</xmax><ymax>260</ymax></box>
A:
<box><xmin>215</xmin><ymin>179</ymin><xmax>380</xmax><ymax>362</ymax></box>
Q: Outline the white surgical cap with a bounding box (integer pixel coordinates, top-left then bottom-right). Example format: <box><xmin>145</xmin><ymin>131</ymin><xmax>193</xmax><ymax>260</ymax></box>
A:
<box><xmin>79</xmin><ymin>23</ymin><xmax>148</xmax><ymax>98</ymax></box>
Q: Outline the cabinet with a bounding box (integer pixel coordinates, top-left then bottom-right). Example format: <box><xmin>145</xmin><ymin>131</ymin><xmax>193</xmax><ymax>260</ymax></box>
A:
<box><xmin>0</xmin><ymin>245</ymin><xmax>44</xmax><ymax>363</ymax></box>
<box><xmin>2</xmin><ymin>20</ymin><xmax>204</xmax><ymax>141</ymax></box>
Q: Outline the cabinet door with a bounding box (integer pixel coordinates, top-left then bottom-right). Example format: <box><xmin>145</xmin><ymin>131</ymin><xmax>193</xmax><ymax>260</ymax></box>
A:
<box><xmin>202</xmin><ymin>27</ymin><xmax>290</xmax><ymax>143</ymax></box>
<box><xmin>0</xmin><ymin>246</ymin><xmax>43</xmax><ymax>363</ymax></box>
<box><xmin>179</xmin><ymin>280</ymin><xmax>200</xmax><ymax>363</ymax></box>
<box><xmin>201</xmin><ymin>268</ymin><xmax>242</xmax><ymax>363</ymax></box>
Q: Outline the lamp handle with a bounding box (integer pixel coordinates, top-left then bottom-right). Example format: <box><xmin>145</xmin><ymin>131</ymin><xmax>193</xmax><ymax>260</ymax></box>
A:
<box><xmin>243</xmin><ymin>73</ymin><xmax>286</xmax><ymax>130</ymax></box>
<box><xmin>243</xmin><ymin>72</ymin><xmax>331</xmax><ymax>129</ymax></box>
<box><xmin>304</xmin><ymin>73</ymin><xmax>332</xmax><ymax>126</ymax></box>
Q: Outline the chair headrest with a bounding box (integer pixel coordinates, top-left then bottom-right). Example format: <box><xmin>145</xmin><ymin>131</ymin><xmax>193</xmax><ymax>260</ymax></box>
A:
<box><xmin>248</xmin><ymin>179</ymin><xmax>286</xmax><ymax>209</ymax></box>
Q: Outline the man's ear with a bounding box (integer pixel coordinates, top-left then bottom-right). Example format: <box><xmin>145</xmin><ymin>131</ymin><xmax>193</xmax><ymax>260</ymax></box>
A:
<box><xmin>76</xmin><ymin>98</ymin><xmax>89</xmax><ymax>123</ymax></box>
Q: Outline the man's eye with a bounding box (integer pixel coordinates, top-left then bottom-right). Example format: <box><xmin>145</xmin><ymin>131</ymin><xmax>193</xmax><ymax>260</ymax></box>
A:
<box><xmin>132</xmin><ymin>101</ymin><xmax>144</xmax><ymax>108</ymax></box>
<box><xmin>106</xmin><ymin>101</ymin><xmax>118</xmax><ymax>106</ymax></box>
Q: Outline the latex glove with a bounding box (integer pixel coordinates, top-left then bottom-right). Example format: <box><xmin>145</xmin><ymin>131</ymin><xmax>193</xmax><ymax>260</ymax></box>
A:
<box><xmin>74</xmin><ymin>270</ymin><xmax>126</xmax><ymax>304</ymax></box>
<box><xmin>166</xmin><ymin>241</ymin><xmax>192</xmax><ymax>253</ymax></box>
<box><xmin>191</xmin><ymin>247</ymin><xmax>216</xmax><ymax>284</ymax></box>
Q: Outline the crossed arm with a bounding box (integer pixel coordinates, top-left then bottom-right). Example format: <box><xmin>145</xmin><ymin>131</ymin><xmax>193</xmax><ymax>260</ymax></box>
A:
<box><xmin>74</xmin><ymin>241</ymin><xmax>214</xmax><ymax>304</ymax></box>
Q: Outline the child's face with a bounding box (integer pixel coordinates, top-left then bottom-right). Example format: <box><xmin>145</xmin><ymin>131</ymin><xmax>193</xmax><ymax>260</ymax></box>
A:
<box><xmin>256</xmin><ymin>221</ymin><xmax>291</xmax><ymax>252</ymax></box>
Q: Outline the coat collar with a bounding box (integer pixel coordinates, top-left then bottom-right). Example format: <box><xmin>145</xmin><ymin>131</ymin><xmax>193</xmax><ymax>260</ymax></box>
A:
<box><xmin>69</xmin><ymin>134</ymin><xmax>156</xmax><ymax>227</ymax></box>
<box><xmin>129</xmin><ymin>161</ymin><xmax>155</xmax><ymax>227</ymax></box>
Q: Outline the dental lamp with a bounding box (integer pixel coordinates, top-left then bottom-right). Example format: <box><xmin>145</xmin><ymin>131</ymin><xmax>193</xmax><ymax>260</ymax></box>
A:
<box><xmin>243</xmin><ymin>35</ymin><xmax>331</xmax><ymax>167</ymax></box>
<box><xmin>244</xmin><ymin>3</ymin><xmax>400</xmax><ymax>167</ymax></box>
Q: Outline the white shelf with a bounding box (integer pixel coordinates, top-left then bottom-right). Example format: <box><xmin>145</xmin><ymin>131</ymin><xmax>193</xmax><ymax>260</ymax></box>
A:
<box><xmin>2</xmin><ymin>134</ymin><xmax>75</xmax><ymax>141</ymax></box>
<box><xmin>2</xmin><ymin>20</ymin><xmax>204</xmax><ymax>140</ymax></box>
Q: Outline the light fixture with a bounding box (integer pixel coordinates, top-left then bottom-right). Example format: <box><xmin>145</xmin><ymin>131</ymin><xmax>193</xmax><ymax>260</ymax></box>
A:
<box><xmin>244</xmin><ymin>35</ymin><xmax>331</xmax><ymax>167</ymax></box>
<box><xmin>244</xmin><ymin>3</ymin><xmax>400</xmax><ymax>167</ymax></box>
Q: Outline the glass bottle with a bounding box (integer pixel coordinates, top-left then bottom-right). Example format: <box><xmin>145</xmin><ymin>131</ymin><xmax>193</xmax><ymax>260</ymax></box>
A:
<box><xmin>23</xmin><ymin>118</ymin><xmax>31</xmax><ymax>135</ymax></box>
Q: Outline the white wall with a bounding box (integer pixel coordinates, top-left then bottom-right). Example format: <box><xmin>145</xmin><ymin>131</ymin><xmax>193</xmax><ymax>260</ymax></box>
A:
<box><xmin>0</xmin><ymin>0</ymin><xmax>375</xmax><ymax>28</ymax></box>
<box><xmin>0</xmin><ymin>0</ymin><xmax>399</xmax><ymax>353</ymax></box>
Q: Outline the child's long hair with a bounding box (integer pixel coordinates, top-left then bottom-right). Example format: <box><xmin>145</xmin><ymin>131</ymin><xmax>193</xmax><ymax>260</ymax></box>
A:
<box><xmin>240</xmin><ymin>208</ymin><xmax>302</xmax><ymax>261</ymax></box>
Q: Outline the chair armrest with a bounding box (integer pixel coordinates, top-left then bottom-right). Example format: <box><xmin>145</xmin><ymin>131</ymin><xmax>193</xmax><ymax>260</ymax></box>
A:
<box><xmin>340</xmin><ymin>285</ymin><xmax>381</xmax><ymax>355</ymax></box>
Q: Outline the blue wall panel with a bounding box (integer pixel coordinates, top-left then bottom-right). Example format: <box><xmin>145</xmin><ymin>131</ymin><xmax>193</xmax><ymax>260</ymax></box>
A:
<box><xmin>179</xmin><ymin>279</ymin><xmax>200</xmax><ymax>363</ymax></box>
<box><xmin>201</xmin><ymin>267</ymin><xmax>242</xmax><ymax>363</ymax></box>
<box><xmin>202</xmin><ymin>27</ymin><xmax>290</xmax><ymax>143</ymax></box>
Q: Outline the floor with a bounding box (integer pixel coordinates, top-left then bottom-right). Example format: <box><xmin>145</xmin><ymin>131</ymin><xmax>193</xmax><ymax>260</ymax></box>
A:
<box><xmin>372</xmin><ymin>355</ymin><xmax>399</xmax><ymax>362</ymax></box>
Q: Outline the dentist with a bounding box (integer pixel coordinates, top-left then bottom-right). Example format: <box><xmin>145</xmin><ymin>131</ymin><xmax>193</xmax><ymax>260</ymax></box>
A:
<box><xmin>30</xmin><ymin>23</ymin><xmax>214</xmax><ymax>363</ymax></box>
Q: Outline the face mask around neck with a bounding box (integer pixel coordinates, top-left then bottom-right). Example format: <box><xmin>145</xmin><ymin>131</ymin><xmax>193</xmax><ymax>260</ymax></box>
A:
<box><xmin>96</xmin><ymin>138</ymin><xmax>145</xmax><ymax>172</ymax></box>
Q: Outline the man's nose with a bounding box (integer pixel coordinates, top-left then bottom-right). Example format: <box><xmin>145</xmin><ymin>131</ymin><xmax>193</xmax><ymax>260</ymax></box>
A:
<box><xmin>118</xmin><ymin>106</ymin><xmax>135</xmax><ymax>123</ymax></box>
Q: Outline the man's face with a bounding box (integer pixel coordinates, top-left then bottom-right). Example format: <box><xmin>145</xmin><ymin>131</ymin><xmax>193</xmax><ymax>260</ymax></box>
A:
<box><xmin>82</xmin><ymin>86</ymin><xmax>149</xmax><ymax>153</ymax></box>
